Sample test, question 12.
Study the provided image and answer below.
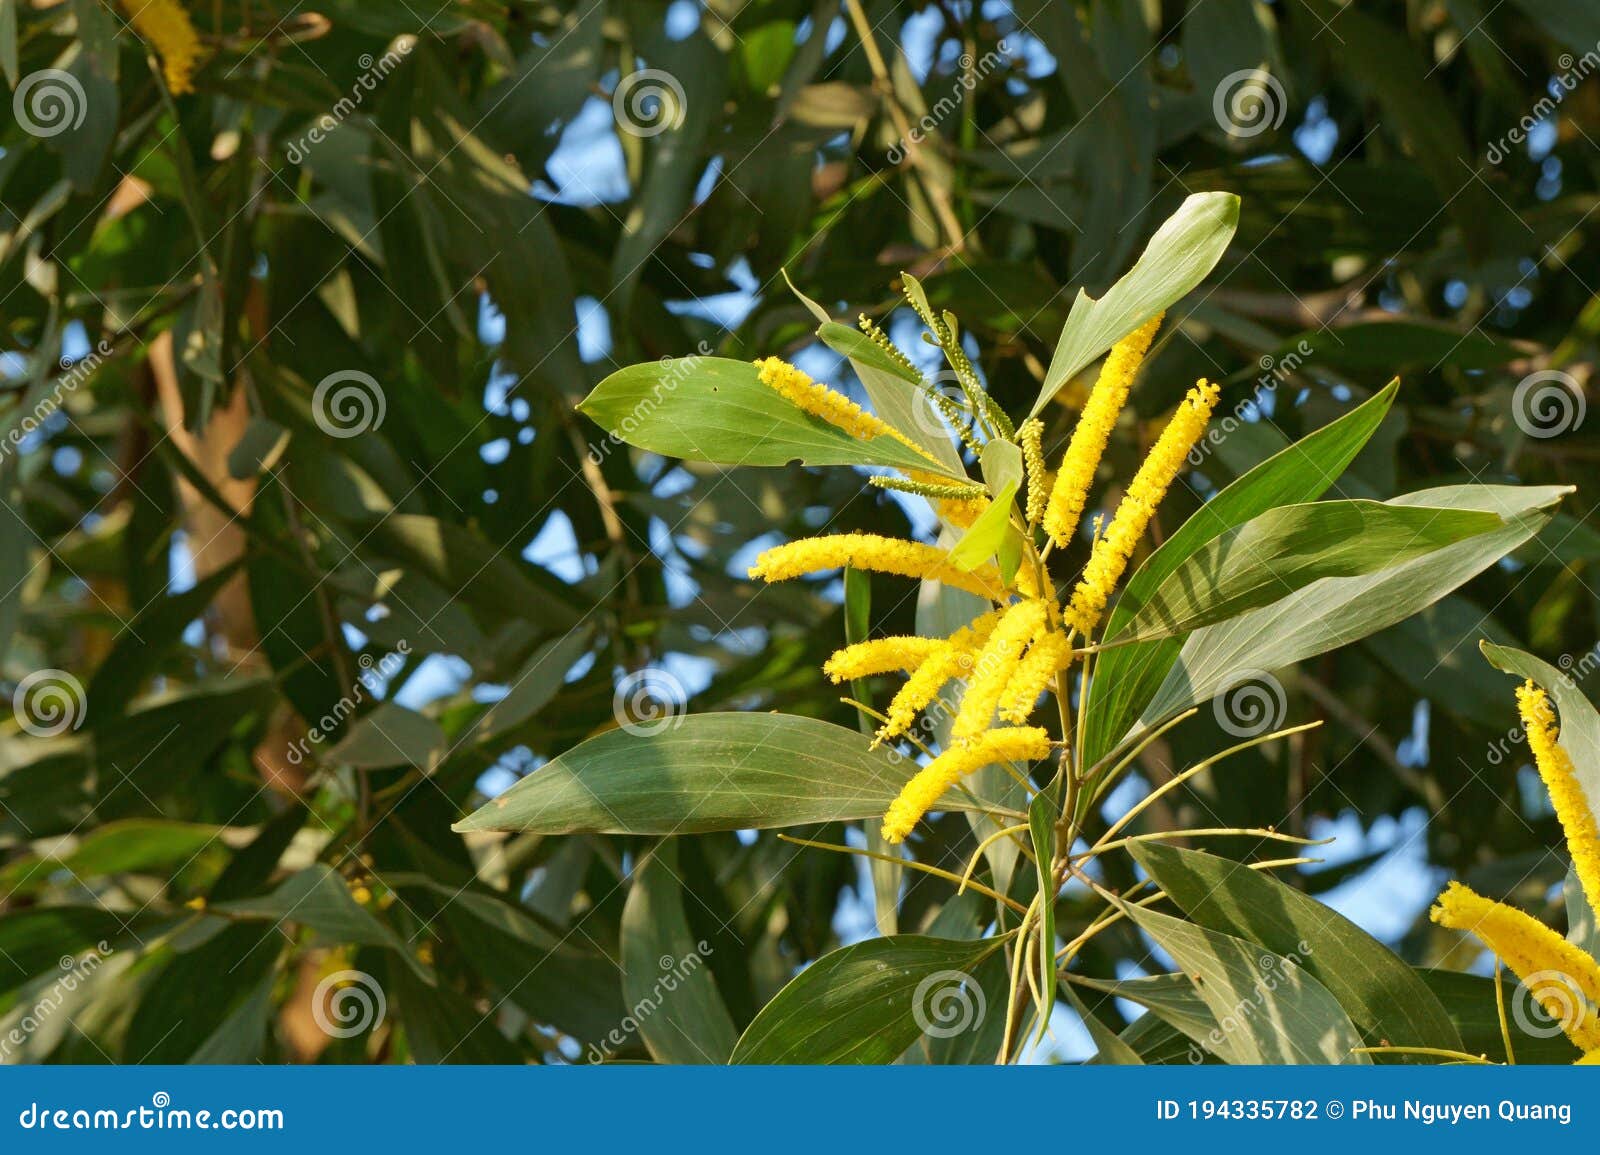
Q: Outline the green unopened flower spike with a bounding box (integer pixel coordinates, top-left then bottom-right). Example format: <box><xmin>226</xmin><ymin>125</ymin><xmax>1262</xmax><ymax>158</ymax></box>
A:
<box><xmin>857</xmin><ymin>314</ymin><xmax>920</xmax><ymax>378</ymax></box>
<box><xmin>870</xmin><ymin>475</ymin><xmax>991</xmax><ymax>501</ymax></box>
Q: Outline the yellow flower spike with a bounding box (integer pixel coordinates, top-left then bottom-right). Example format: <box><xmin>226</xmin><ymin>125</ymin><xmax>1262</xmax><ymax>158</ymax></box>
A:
<box><xmin>875</xmin><ymin>610</ymin><xmax>1005</xmax><ymax>745</ymax></box>
<box><xmin>823</xmin><ymin>636</ymin><xmax>945</xmax><ymax>683</ymax></box>
<box><xmin>1431</xmin><ymin>880</ymin><xmax>1600</xmax><ymax>1052</ymax></box>
<box><xmin>1019</xmin><ymin>418</ymin><xmax>1048</xmax><ymax>527</ymax></box>
<box><xmin>1580</xmin><ymin>1050</ymin><xmax>1600</xmax><ymax>1064</ymax></box>
<box><xmin>952</xmin><ymin>600</ymin><xmax>1049</xmax><ymax>741</ymax></box>
<box><xmin>1516</xmin><ymin>680</ymin><xmax>1600</xmax><ymax>911</ymax></box>
<box><xmin>118</xmin><ymin>0</ymin><xmax>203</xmax><ymax>95</ymax></box>
<box><xmin>755</xmin><ymin>358</ymin><xmax>932</xmax><ymax>460</ymax></box>
<box><xmin>998</xmin><ymin>632</ymin><xmax>1076</xmax><ymax>724</ymax></box>
<box><xmin>748</xmin><ymin>533</ymin><xmax>1013</xmax><ymax>601</ymax></box>
<box><xmin>881</xmin><ymin>726</ymin><xmax>1052</xmax><ymax>844</ymax></box>
<box><xmin>1042</xmin><ymin>312</ymin><xmax>1164</xmax><ymax>547</ymax></box>
<box><xmin>1066</xmin><ymin>379</ymin><xmax>1221</xmax><ymax>635</ymax></box>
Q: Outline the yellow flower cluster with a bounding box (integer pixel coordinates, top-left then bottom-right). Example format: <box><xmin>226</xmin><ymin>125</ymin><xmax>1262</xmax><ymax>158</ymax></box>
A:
<box><xmin>881</xmin><ymin>726</ymin><xmax>1052</xmax><ymax>844</ymax></box>
<box><xmin>998</xmin><ymin>631</ymin><xmax>1075</xmax><ymax>724</ymax></box>
<box><xmin>755</xmin><ymin>358</ymin><xmax>931</xmax><ymax>460</ymax></box>
<box><xmin>1431</xmin><ymin>881</ymin><xmax>1600</xmax><ymax>1052</ymax></box>
<box><xmin>874</xmin><ymin>609</ymin><xmax>1004</xmax><ymax>744</ymax></box>
<box><xmin>952</xmin><ymin>600</ymin><xmax>1048</xmax><ymax>740</ymax></box>
<box><xmin>119</xmin><ymin>0</ymin><xmax>203</xmax><ymax>95</ymax></box>
<box><xmin>1516</xmin><ymin>680</ymin><xmax>1600</xmax><ymax>910</ymax></box>
<box><xmin>1431</xmin><ymin>677</ymin><xmax>1600</xmax><ymax>1060</ymax></box>
<box><xmin>1066</xmin><ymin>379</ymin><xmax>1220</xmax><ymax>634</ymax></box>
<box><xmin>822</xmin><ymin>636</ymin><xmax>945</xmax><ymax>683</ymax></box>
<box><xmin>1042</xmin><ymin>313</ymin><xmax>1164</xmax><ymax>547</ymax></box>
<box><xmin>1019</xmin><ymin>419</ymin><xmax>1048</xmax><ymax>527</ymax></box>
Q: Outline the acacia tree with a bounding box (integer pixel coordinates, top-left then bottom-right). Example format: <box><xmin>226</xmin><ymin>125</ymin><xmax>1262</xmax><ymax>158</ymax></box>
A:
<box><xmin>0</xmin><ymin>0</ymin><xmax>1596</xmax><ymax>1063</ymax></box>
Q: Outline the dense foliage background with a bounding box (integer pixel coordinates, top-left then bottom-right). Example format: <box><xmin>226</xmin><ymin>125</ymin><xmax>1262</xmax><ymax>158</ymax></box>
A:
<box><xmin>1</xmin><ymin>0</ymin><xmax>1597</xmax><ymax>1062</ymax></box>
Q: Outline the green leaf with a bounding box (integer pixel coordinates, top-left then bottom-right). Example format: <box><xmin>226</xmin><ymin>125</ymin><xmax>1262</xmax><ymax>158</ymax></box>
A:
<box><xmin>458</xmin><ymin>626</ymin><xmax>595</xmax><ymax>747</ymax></box>
<box><xmin>1129</xmin><ymin>484</ymin><xmax>1567</xmax><ymax>758</ymax></box>
<box><xmin>1033</xmin><ymin>192</ymin><xmax>1239</xmax><ymax>415</ymax></box>
<box><xmin>215</xmin><ymin>864</ymin><xmax>426</xmax><ymax>977</ymax></box>
<box><xmin>1069</xmin><ymin>971</ymin><xmax>1222</xmax><ymax>1057</ymax></box>
<box><xmin>1116</xmin><ymin>901</ymin><xmax>1370</xmax><ymax>1064</ymax></box>
<box><xmin>1567</xmin><ymin>866</ymin><xmax>1600</xmax><ymax>961</ymax></box>
<box><xmin>947</xmin><ymin>479</ymin><xmax>1018</xmax><ymax>571</ymax></box>
<box><xmin>1109</xmin><ymin>500</ymin><xmax>1504</xmax><ymax>645</ymax></box>
<box><xmin>580</xmin><ymin>357</ymin><xmax>943</xmax><ymax>474</ymax></box>
<box><xmin>1062</xmin><ymin>982</ymin><xmax>1144</xmax><ymax>1065</ymax></box>
<box><xmin>225</xmin><ymin>416</ymin><xmax>290</xmax><ymax>479</ymax></box>
<box><xmin>0</xmin><ymin>819</ymin><xmax>226</xmax><ymax>898</ymax></box>
<box><xmin>619</xmin><ymin>842</ymin><xmax>738</xmax><ymax>1064</ymax></box>
<box><xmin>0</xmin><ymin>0</ymin><xmax>16</xmax><ymax>93</ymax></box>
<box><xmin>1084</xmin><ymin>381</ymin><xmax>1400</xmax><ymax>767</ymax></box>
<box><xmin>324</xmin><ymin>703</ymin><xmax>446</xmax><ymax>770</ymax></box>
<box><xmin>730</xmin><ymin>935</ymin><xmax>1004</xmax><ymax>1063</ymax></box>
<box><xmin>454</xmin><ymin>713</ymin><xmax>1015</xmax><ymax>835</ymax></box>
<box><xmin>1129</xmin><ymin>844</ymin><xmax>1462</xmax><ymax>1057</ymax></box>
